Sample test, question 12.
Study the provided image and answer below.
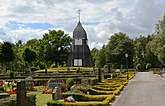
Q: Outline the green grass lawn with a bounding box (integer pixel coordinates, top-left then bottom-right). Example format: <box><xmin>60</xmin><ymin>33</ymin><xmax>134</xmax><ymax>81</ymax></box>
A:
<box><xmin>11</xmin><ymin>92</ymin><xmax>52</xmax><ymax>106</ymax></box>
<box><xmin>28</xmin><ymin>92</ymin><xmax>52</xmax><ymax>106</ymax></box>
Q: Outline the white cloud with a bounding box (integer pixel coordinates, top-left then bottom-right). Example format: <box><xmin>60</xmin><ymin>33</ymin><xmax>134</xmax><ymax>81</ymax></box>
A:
<box><xmin>0</xmin><ymin>0</ymin><xmax>165</xmax><ymax>49</ymax></box>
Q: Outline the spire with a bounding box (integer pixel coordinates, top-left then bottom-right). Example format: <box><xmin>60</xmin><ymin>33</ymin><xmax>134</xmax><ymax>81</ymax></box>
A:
<box><xmin>78</xmin><ymin>9</ymin><xmax>81</xmax><ymax>22</ymax></box>
<box><xmin>73</xmin><ymin>9</ymin><xmax>87</xmax><ymax>39</ymax></box>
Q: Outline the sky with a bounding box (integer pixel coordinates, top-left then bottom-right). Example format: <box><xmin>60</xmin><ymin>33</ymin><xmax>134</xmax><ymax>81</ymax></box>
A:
<box><xmin>0</xmin><ymin>0</ymin><xmax>165</xmax><ymax>49</ymax></box>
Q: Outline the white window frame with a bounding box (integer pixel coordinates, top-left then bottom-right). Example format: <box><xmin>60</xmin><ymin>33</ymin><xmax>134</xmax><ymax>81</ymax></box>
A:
<box><xmin>74</xmin><ymin>59</ymin><xmax>82</xmax><ymax>66</ymax></box>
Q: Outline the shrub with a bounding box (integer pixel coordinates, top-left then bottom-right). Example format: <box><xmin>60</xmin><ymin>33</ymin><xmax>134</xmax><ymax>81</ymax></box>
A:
<box><xmin>0</xmin><ymin>94</ymin><xmax>36</xmax><ymax>106</ymax></box>
<box><xmin>0</xmin><ymin>97</ymin><xmax>16</xmax><ymax>106</ymax></box>
<box><xmin>34</xmin><ymin>79</ymin><xmax>48</xmax><ymax>86</ymax></box>
<box><xmin>114</xmin><ymin>85</ymin><xmax>124</xmax><ymax>95</ymax></box>
<box><xmin>89</xmin><ymin>88</ymin><xmax>113</xmax><ymax>95</ymax></box>
<box><xmin>60</xmin><ymin>84</ymin><xmax>67</xmax><ymax>92</ymax></box>
<box><xmin>136</xmin><ymin>63</ymin><xmax>141</xmax><ymax>70</ymax></box>
<box><xmin>27</xmin><ymin>94</ymin><xmax>36</xmax><ymax>106</ymax></box>
<box><xmin>47</xmin><ymin>95</ymin><xmax>115</xmax><ymax>106</ymax></box>
<box><xmin>50</xmin><ymin>63</ymin><xmax>56</xmax><ymax>68</ymax></box>
<box><xmin>6</xmin><ymin>70</ymin><xmax>11</xmax><ymax>76</ymax></box>
<box><xmin>62</xmin><ymin>93</ymin><xmax>108</xmax><ymax>101</ymax></box>
<box><xmin>92</xmin><ymin>86</ymin><xmax>116</xmax><ymax>91</ymax></box>
<box><xmin>103</xmin><ymin>65</ymin><xmax>108</xmax><ymax>68</ymax></box>
<box><xmin>66</xmin><ymin>78</ymin><xmax>75</xmax><ymax>91</ymax></box>
<box><xmin>146</xmin><ymin>63</ymin><xmax>151</xmax><ymax>70</ymax></box>
<box><xmin>31</xmin><ymin>67</ymin><xmax>39</xmax><ymax>71</ymax></box>
<box><xmin>90</xmin><ymin>78</ymin><xmax>98</xmax><ymax>85</ymax></box>
<box><xmin>0</xmin><ymin>86</ymin><xmax>4</xmax><ymax>93</ymax></box>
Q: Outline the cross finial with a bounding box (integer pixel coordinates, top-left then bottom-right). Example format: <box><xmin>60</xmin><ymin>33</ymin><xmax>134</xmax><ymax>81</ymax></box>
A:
<box><xmin>78</xmin><ymin>9</ymin><xmax>81</xmax><ymax>22</ymax></box>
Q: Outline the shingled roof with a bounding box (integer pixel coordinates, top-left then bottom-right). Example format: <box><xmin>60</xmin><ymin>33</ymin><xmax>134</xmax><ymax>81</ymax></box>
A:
<box><xmin>73</xmin><ymin>21</ymin><xmax>87</xmax><ymax>39</ymax></box>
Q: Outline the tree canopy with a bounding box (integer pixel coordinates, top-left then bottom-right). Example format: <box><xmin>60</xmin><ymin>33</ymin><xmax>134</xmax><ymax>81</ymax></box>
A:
<box><xmin>147</xmin><ymin>15</ymin><xmax>165</xmax><ymax>66</ymax></box>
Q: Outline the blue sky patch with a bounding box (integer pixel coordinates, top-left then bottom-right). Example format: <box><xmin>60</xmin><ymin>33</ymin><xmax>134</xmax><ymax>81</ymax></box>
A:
<box><xmin>81</xmin><ymin>22</ymin><xmax>99</xmax><ymax>26</ymax></box>
<box><xmin>6</xmin><ymin>21</ymin><xmax>54</xmax><ymax>30</ymax></box>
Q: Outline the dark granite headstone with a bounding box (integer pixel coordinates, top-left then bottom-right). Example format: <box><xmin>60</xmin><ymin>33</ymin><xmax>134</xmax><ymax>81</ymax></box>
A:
<box><xmin>17</xmin><ymin>81</ymin><xmax>27</xmax><ymax>106</ymax></box>
<box><xmin>48</xmin><ymin>83</ymin><xmax>60</xmax><ymax>90</ymax></box>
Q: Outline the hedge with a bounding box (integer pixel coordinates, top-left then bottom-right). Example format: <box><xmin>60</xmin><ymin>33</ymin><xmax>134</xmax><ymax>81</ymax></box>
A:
<box><xmin>92</xmin><ymin>86</ymin><xmax>116</xmax><ymax>91</ymax></box>
<box><xmin>88</xmin><ymin>88</ymin><xmax>113</xmax><ymax>95</ymax></box>
<box><xmin>114</xmin><ymin>85</ymin><xmax>124</xmax><ymax>95</ymax></box>
<box><xmin>62</xmin><ymin>93</ymin><xmax>108</xmax><ymax>101</ymax></box>
<box><xmin>47</xmin><ymin>95</ymin><xmax>115</xmax><ymax>106</ymax></box>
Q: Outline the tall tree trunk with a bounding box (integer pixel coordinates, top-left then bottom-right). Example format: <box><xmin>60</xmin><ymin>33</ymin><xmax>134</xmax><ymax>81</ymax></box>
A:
<box><xmin>2</xmin><ymin>61</ymin><xmax>6</xmax><ymax>75</ymax></box>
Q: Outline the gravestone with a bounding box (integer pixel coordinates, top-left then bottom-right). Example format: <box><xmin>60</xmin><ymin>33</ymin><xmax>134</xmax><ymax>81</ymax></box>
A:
<box><xmin>70</xmin><ymin>85</ymin><xmax>77</xmax><ymax>92</ymax></box>
<box><xmin>52</xmin><ymin>87</ymin><xmax>62</xmax><ymax>100</ymax></box>
<box><xmin>74</xmin><ymin>78</ymin><xmax>81</xmax><ymax>84</ymax></box>
<box><xmin>81</xmin><ymin>79</ymin><xmax>89</xmax><ymax>86</ymax></box>
<box><xmin>25</xmin><ymin>76</ymin><xmax>34</xmax><ymax>91</ymax></box>
<box><xmin>17</xmin><ymin>81</ymin><xmax>27</xmax><ymax>106</ymax></box>
<box><xmin>89</xmin><ymin>80</ymin><xmax>94</xmax><ymax>86</ymax></box>
<box><xmin>48</xmin><ymin>82</ymin><xmax>60</xmax><ymax>90</ymax></box>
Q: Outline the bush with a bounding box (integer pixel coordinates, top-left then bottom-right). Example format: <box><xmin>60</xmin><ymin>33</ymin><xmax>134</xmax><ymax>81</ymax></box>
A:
<box><xmin>90</xmin><ymin>78</ymin><xmax>98</xmax><ymax>85</ymax></box>
<box><xmin>0</xmin><ymin>97</ymin><xmax>16</xmax><ymax>106</ymax></box>
<box><xmin>92</xmin><ymin>86</ymin><xmax>116</xmax><ymax>91</ymax></box>
<box><xmin>114</xmin><ymin>85</ymin><xmax>124</xmax><ymax>95</ymax></box>
<box><xmin>6</xmin><ymin>70</ymin><xmax>11</xmax><ymax>76</ymax></box>
<box><xmin>50</xmin><ymin>63</ymin><xmax>56</xmax><ymax>68</ymax></box>
<box><xmin>103</xmin><ymin>65</ymin><xmax>108</xmax><ymax>68</ymax></box>
<box><xmin>27</xmin><ymin>94</ymin><xmax>36</xmax><ymax>106</ymax></box>
<box><xmin>31</xmin><ymin>67</ymin><xmax>39</xmax><ymax>71</ymax></box>
<box><xmin>62</xmin><ymin>93</ymin><xmax>108</xmax><ymax>101</ymax></box>
<box><xmin>66</xmin><ymin>78</ymin><xmax>75</xmax><ymax>91</ymax></box>
<box><xmin>136</xmin><ymin>63</ymin><xmax>141</xmax><ymax>70</ymax></box>
<box><xmin>146</xmin><ymin>63</ymin><xmax>152</xmax><ymax>70</ymax></box>
<box><xmin>60</xmin><ymin>84</ymin><xmax>67</xmax><ymax>92</ymax></box>
<box><xmin>89</xmin><ymin>88</ymin><xmax>113</xmax><ymax>95</ymax></box>
<box><xmin>47</xmin><ymin>95</ymin><xmax>115</xmax><ymax>106</ymax></box>
<box><xmin>34</xmin><ymin>79</ymin><xmax>48</xmax><ymax>86</ymax></box>
<box><xmin>37</xmin><ymin>62</ymin><xmax>45</xmax><ymax>69</ymax></box>
<box><xmin>0</xmin><ymin>94</ymin><xmax>36</xmax><ymax>106</ymax></box>
<box><xmin>0</xmin><ymin>86</ymin><xmax>4</xmax><ymax>93</ymax></box>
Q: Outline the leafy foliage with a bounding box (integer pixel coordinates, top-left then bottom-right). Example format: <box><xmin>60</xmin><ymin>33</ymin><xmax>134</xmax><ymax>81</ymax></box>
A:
<box><xmin>0</xmin><ymin>42</ymin><xmax>15</xmax><ymax>74</ymax></box>
<box><xmin>105</xmin><ymin>32</ymin><xmax>134</xmax><ymax>68</ymax></box>
<box><xmin>22</xmin><ymin>48</ymin><xmax>37</xmax><ymax>73</ymax></box>
<box><xmin>147</xmin><ymin>15</ymin><xmax>165</xmax><ymax>66</ymax></box>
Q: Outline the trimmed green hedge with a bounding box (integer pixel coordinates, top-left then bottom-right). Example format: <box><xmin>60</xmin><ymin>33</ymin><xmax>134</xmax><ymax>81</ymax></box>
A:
<box><xmin>114</xmin><ymin>85</ymin><xmax>124</xmax><ymax>95</ymax></box>
<box><xmin>92</xmin><ymin>86</ymin><xmax>116</xmax><ymax>91</ymax></box>
<box><xmin>62</xmin><ymin>93</ymin><xmax>108</xmax><ymax>101</ymax></box>
<box><xmin>89</xmin><ymin>88</ymin><xmax>113</xmax><ymax>95</ymax></box>
<box><xmin>47</xmin><ymin>95</ymin><xmax>115</xmax><ymax>106</ymax></box>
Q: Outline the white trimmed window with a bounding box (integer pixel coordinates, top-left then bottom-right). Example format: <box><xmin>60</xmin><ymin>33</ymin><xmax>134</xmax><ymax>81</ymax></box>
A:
<box><xmin>75</xmin><ymin>39</ymin><xmax>82</xmax><ymax>45</ymax></box>
<box><xmin>74</xmin><ymin>59</ymin><xmax>82</xmax><ymax>66</ymax></box>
